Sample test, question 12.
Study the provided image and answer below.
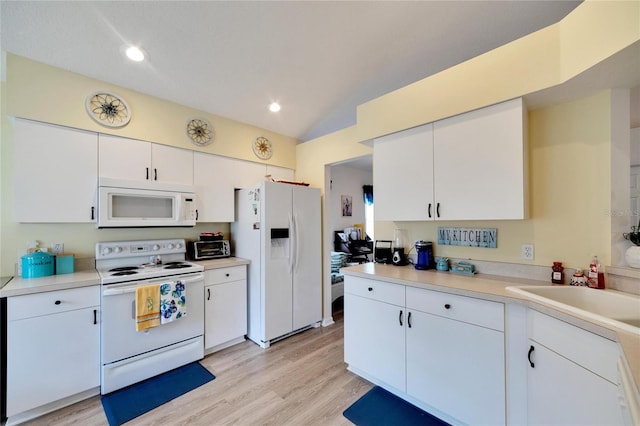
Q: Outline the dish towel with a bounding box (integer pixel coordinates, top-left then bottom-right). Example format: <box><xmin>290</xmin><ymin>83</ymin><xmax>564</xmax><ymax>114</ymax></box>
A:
<box><xmin>160</xmin><ymin>280</ymin><xmax>187</xmax><ymax>324</ymax></box>
<box><xmin>135</xmin><ymin>284</ymin><xmax>161</xmax><ymax>331</ymax></box>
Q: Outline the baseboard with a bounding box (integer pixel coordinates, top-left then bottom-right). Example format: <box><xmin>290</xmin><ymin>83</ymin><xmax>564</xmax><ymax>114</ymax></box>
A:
<box><xmin>6</xmin><ymin>387</ymin><xmax>99</xmax><ymax>426</ymax></box>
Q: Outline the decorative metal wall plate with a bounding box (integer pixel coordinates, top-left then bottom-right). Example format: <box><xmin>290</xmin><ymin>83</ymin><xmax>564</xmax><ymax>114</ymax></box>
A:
<box><xmin>252</xmin><ymin>136</ymin><xmax>273</xmax><ymax>160</ymax></box>
<box><xmin>85</xmin><ymin>91</ymin><xmax>131</xmax><ymax>128</ymax></box>
<box><xmin>186</xmin><ymin>118</ymin><xmax>214</xmax><ymax>146</ymax></box>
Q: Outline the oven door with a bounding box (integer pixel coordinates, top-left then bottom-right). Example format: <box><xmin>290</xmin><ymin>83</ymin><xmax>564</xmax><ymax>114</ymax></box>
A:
<box><xmin>100</xmin><ymin>272</ymin><xmax>204</xmax><ymax>365</ymax></box>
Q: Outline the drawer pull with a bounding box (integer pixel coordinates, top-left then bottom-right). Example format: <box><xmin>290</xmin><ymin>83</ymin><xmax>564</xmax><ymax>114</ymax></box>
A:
<box><xmin>226</xmin><ymin>273</ymin><xmax>230</xmax><ymax>277</ymax></box>
<box><xmin>368</xmin><ymin>287</ymin><xmax>373</xmax><ymax>292</ymax></box>
<box><xmin>528</xmin><ymin>345</ymin><xmax>535</xmax><ymax>368</ymax></box>
<box><xmin>399</xmin><ymin>310</ymin><xmax>403</xmax><ymax>326</ymax></box>
<box><xmin>444</xmin><ymin>303</ymin><xmax>451</xmax><ymax>310</ymax></box>
<box><xmin>54</xmin><ymin>300</ymin><xmax>61</xmax><ymax>305</ymax></box>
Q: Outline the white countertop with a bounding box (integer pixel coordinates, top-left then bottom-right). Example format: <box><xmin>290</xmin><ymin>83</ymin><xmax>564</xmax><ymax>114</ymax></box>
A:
<box><xmin>0</xmin><ymin>257</ymin><xmax>250</xmax><ymax>298</ymax></box>
<box><xmin>341</xmin><ymin>262</ymin><xmax>640</xmax><ymax>395</ymax></box>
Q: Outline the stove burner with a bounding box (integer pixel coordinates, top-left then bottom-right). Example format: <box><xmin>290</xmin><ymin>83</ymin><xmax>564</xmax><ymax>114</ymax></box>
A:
<box><xmin>109</xmin><ymin>266</ymin><xmax>140</xmax><ymax>272</ymax></box>
<box><xmin>164</xmin><ymin>263</ymin><xmax>191</xmax><ymax>269</ymax></box>
<box><xmin>111</xmin><ymin>271</ymin><xmax>138</xmax><ymax>276</ymax></box>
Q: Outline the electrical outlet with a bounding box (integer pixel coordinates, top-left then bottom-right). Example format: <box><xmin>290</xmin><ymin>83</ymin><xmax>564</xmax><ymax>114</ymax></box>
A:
<box><xmin>52</xmin><ymin>243</ymin><xmax>64</xmax><ymax>254</ymax></box>
<box><xmin>521</xmin><ymin>244</ymin><xmax>534</xmax><ymax>260</ymax></box>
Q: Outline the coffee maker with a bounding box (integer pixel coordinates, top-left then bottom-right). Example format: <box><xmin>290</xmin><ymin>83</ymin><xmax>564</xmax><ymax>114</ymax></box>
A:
<box><xmin>392</xmin><ymin>229</ymin><xmax>408</xmax><ymax>266</ymax></box>
<box><xmin>415</xmin><ymin>241</ymin><xmax>435</xmax><ymax>270</ymax></box>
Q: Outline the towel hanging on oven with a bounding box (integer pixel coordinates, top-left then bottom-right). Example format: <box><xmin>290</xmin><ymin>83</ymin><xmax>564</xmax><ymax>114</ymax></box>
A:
<box><xmin>135</xmin><ymin>284</ymin><xmax>161</xmax><ymax>331</ymax></box>
<box><xmin>160</xmin><ymin>280</ymin><xmax>187</xmax><ymax>324</ymax></box>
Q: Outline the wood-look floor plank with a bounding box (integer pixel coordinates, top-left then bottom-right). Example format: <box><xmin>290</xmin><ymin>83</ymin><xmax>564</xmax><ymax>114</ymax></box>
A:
<box><xmin>22</xmin><ymin>312</ymin><xmax>371</xmax><ymax>426</ymax></box>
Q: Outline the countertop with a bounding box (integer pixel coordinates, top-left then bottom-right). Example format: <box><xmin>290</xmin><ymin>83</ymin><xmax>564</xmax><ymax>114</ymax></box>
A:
<box><xmin>341</xmin><ymin>262</ymin><xmax>640</xmax><ymax>395</ymax></box>
<box><xmin>0</xmin><ymin>257</ymin><xmax>250</xmax><ymax>298</ymax></box>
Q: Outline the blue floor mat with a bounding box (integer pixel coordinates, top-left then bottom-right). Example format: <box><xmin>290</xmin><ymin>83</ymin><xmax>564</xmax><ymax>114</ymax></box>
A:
<box><xmin>343</xmin><ymin>386</ymin><xmax>450</xmax><ymax>426</ymax></box>
<box><xmin>101</xmin><ymin>362</ymin><xmax>215</xmax><ymax>426</ymax></box>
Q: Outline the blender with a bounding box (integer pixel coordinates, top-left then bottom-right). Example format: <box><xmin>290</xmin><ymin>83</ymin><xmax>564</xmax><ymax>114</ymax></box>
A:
<box><xmin>392</xmin><ymin>229</ymin><xmax>408</xmax><ymax>266</ymax></box>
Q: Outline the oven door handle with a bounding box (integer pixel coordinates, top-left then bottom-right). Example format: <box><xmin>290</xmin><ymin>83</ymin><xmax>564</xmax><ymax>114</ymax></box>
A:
<box><xmin>102</xmin><ymin>273</ymin><xmax>204</xmax><ymax>296</ymax></box>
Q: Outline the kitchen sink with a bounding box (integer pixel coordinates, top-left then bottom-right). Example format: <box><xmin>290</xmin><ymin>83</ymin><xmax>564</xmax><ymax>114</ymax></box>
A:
<box><xmin>506</xmin><ymin>285</ymin><xmax>640</xmax><ymax>335</ymax></box>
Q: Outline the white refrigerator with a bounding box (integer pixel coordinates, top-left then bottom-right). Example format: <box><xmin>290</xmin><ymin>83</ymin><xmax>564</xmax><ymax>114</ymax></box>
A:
<box><xmin>231</xmin><ymin>181</ymin><xmax>322</xmax><ymax>348</ymax></box>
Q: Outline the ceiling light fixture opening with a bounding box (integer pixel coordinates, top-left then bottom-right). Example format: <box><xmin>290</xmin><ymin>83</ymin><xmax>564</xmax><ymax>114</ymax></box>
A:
<box><xmin>269</xmin><ymin>102</ymin><xmax>281</xmax><ymax>113</ymax></box>
<box><xmin>125</xmin><ymin>46</ymin><xmax>145</xmax><ymax>62</ymax></box>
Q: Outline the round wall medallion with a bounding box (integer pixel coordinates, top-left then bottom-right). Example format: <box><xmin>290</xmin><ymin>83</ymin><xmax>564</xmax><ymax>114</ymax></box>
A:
<box><xmin>186</xmin><ymin>118</ymin><xmax>214</xmax><ymax>146</ymax></box>
<box><xmin>252</xmin><ymin>136</ymin><xmax>273</xmax><ymax>160</ymax></box>
<box><xmin>85</xmin><ymin>91</ymin><xmax>131</xmax><ymax>128</ymax></box>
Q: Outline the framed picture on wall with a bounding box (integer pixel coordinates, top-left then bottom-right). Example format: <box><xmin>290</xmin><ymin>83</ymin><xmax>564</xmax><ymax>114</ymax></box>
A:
<box><xmin>342</xmin><ymin>195</ymin><xmax>352</xmax><ymax>217</ymax></box>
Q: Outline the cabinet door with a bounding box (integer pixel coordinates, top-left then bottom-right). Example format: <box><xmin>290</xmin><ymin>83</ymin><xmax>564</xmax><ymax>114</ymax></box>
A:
<box><xmin>98</xmin><ymin>134</ymin><xmax>151</xmax><ymax>181</ymax></box>
<box><xmin>151</xmin><ymin>143</ymin><xmax>193</xmax><ymax>185</ymax></box>
<box><xmin>433</xmin><ymin>98</ymin><xmax>526</xmax><ymax>220</ymax></box>
<box><xmin>373</xmin><ymin>124</ymin><xmax>434</xmax><ymax>221</ymax></box>
<box><xmin>406</xmin><ymin>310</ymin><xmax>505</xmax><ymax>425</ymax></box>
<box><xmin>14</xmin><ymin>118</ymin><xmax>97</xmax><ymax>222</ymax></box>
<box><xmin>344</xmin><ymin>293</ymin><xmax>406</xmax><ymax>391</ymax></box>
<box><xmin>204</xmin><ymin>280</ymin><xmax>247</xmax><ymax>350</ymax></box>
<box><xmin>527</xmin><ymin>342</ymin><xmax>624</xmax><ymax>426</ymax></box>
<box><xmin>193</xmin><ymin>152</ymin><xmax>235</xmax><ymax>222</ymax></box>
<box><xmin>7</xmin><ymin>307</ymin><xmax>100</xmax><ymax>416</ymax></box>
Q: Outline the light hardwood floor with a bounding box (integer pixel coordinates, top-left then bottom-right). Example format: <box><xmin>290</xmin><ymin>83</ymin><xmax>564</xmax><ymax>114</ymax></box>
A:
<box><xmin>24</xmin><ymin>309</ymin><xmax>372</xmax><ymax>426</ymax></box>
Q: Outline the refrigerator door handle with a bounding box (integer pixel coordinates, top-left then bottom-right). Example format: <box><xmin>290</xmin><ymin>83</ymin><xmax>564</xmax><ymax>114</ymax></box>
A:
<box><xmin>288</xmin><ymin>213</ymin><xmax>294</xmax><ymax>274</ymax></box>
<box><xmin>294</xmin><ymin>213</ymin><xmax>300</xmax><ymax>273</ymax></box>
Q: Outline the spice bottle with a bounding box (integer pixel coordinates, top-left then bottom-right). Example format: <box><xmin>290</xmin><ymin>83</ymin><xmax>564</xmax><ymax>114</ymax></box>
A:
<box><xmin>551</xmin><ymin>261</ymin><xmax>564</xmax><ymax>284</ymax></box>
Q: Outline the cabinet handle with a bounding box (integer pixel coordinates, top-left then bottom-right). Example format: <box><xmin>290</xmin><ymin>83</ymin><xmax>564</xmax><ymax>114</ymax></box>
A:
<box><xmin>93</xmin><ymin>309</ymin><xmax>97</xmax><ymax>325</ymax></box>
<box><xmin>368</xmin><ymin>287</ymin><xmax>373</xmax><ymax>292</ymax></box>
<box><xmin>528</xmin><ymin>345</ymin><xmax>535</xmax><ymax>368</ymax></box>
<box><xmin>54</xmin><ymin>300</ymin><xmax>61</xmax><ymax>305</ymax></box>
<box><xmin>444</xmin><ymin>303</ymin><xmax>451</xmax><ymax>309</ymax></box>
<box><xmin>146</xmin><ymin>167</ymin><xmax>150</xmax><ymax>180</ymax></box>
<box><xmin>399</xmin><ymin>310</ymin><xmax>403</xmax><ymax>326</ymax></box>
<box><xmin>436</xmin><ymin>202</ymin><xmax>441</xmax><ymax>218</ymax></box>
<box><xmin>154</xmin><ymin>168</ymin><xmax>158</xmax><ymax>181</ymax></box>
<box><xmin>428</xmin><ymin>203</ymin><xmax>432</xmax><ymax>218</ymax></box>
<box><xmin>408</xmin><ymin>311</ymin><xmax>412</xmax><ymax>328</ymax></box>
<box><xmin>207</xmin><ymin>288</ymin><xmax>211</xmax><ymax>301</ymax></box>
<box><xmin>91</xmin><ymin>206</ymin><xmax>95</xmax><ymax>220</ymax></box>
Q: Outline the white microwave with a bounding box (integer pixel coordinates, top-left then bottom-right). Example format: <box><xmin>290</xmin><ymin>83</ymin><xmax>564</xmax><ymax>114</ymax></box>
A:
<box><xmin>97</xmin><ymin>178</ymin><xmax>196</xmax><ymax>228</ymax></box>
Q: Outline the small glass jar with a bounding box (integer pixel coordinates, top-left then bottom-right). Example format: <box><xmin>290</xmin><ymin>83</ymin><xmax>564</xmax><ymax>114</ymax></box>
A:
<box><xmin>551</xmin><ymin>261</ymin><xmax>564</xmax><ymax>284</ymax></box>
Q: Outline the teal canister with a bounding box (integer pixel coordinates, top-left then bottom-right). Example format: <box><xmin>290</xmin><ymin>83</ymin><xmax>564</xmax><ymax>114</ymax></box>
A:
<box><xmin>21</xmin><ymin>251</ymin><xmax>54</xmax><ymax>278</ymax></box>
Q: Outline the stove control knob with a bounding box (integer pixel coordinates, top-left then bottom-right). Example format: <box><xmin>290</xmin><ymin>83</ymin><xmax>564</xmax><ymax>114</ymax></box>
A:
<box><xmin>167</xmin><ymin>243</ymin><xmax>174</xmax><ymax>250</ymax></box>
<box><xmin>152</xmin><ymin>244</ymin><xmax>160</xmax><ymax>251</ymax></box>
<box><xmin>113</xmin><ymin>246</ymin><xmax>123</xmax><ymax>254</ymax></box>
<box><xmin>102</xmin><ymin>247</ymin><xmax>112</xmax><ymax>256</ymax></box>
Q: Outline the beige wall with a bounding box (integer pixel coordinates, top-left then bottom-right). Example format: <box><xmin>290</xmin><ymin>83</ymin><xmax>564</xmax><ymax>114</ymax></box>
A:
<box><xmin>0</xmin><ymin>54</ymin><xmax>299</xmax><ymax>276</ymax></box>
<box><xmin>356</xmin><ymin>0</ymin><xmax>640</xmax><ymax>142</ymax></box>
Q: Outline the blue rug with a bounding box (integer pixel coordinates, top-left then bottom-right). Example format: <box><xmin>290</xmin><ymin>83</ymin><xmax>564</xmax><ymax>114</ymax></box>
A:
<box><xmin>101</xmin><ymin>362</ymin><xmax>215</xmax><ymax>426</ymax></box>
<box><xmin>343</xmin><ymin>386</ymin><xmax>450</xmax><ymax>426</ymax></box>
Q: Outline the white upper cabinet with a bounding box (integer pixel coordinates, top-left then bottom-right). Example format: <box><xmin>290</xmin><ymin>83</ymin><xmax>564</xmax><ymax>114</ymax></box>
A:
<box><xmin>433</xmin><ymin>98</ymin><xmax>527</xmax><ymax>220</ymax></box>
<box><xmin>373</xmin><ymin>98</ymin><xmax>527</xmax><ymax>221</ymax></box>
<box><xmin>14</xmin><ymin>118</ymin><xmax>98</xmax><ymax>223</ymax></box>
<box><xmin>193</xmin><ymin>152</ymin><xmax>235</xmax><ymax>222</ymax></box>
<box><xmin>98</xmin><ymin>134</ymin><xmax>194</xmax><ymax>186</ymax></box>
<box><xmin>374</xmin><ymin>124</ymin><xmax>434</xmax><ymax>221</ymax></box>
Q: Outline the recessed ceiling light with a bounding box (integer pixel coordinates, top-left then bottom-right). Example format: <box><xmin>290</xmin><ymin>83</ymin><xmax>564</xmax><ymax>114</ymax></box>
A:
<box><xmin>125</xmin><ymin>46</ymin><xmax>145</xmax><ymax>62</ymax></box>
<box><xmin>269</xmin><ymin>102</ymin><xmax>281</xmax><ymax>112</ymax></box>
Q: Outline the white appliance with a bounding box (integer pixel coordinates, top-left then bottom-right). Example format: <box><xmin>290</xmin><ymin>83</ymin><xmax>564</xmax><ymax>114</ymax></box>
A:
<box><xmin>231</xmin><ymin>181</ymin><xmax>321</xmax><ymax>348</ymax></box>
<box><xmin>97</xmin><ymin>178</ymin><xmax>196</xmax><ymax>228</ymax></box>
<box><xmin>96</xmin><ymin>239</ymin><xmax>204</xmax><ymax>394</ymax></box>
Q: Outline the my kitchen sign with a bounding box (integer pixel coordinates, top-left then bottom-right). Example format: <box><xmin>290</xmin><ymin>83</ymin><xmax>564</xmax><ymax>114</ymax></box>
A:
<box><xmin>438</xmin><ymin>227</ymin><xmax>497</xmax><ymax>248</ymax></box>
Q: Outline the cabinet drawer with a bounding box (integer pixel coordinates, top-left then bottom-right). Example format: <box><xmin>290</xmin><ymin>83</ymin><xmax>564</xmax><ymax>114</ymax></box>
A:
<box><xmin>528</xmin><ymin>310</ymin><xmax>619</xmax><ymax>383</ymax></box>
<box><xmin>406</xmin><ymin>286</ymin><xmax>504</xmax><ymax>331</ymax></box>
<box><xmin>344</xmin><ymin>276</ymin><xmax>405</xmax><ymax>306</ymax></box>
<box><xmin>205</xmin><ymin>266</ymin><xmax>246</xmax><ymax>285</ymax></box>
<box><xmin>8</xmin><ymin>286</ymin><xmax>100</xmax><ymax>321</ymax></box>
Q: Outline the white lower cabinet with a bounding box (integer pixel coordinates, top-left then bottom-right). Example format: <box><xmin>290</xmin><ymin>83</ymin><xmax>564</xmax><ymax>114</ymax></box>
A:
<box><xmin>526</xmin><ymin>310</ymin><xmax>625</xmax><ymax>425</ymax></box>
<box><xmin>344</xmin><ymin>276</ymin><xmax>505</xmax><ymax>425</ymax></box>
<box><xmin>204</xmin><ymin>266</ymin><xmax>247</xmax><ymax>353</ymax></box>
<box><xmin>7</xmin><ymin>286</ymin><xmax>100</xmax><ymax>420</ymax></box>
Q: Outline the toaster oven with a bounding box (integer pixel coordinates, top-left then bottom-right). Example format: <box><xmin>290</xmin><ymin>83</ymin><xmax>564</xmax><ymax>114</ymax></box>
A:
<box><xmin>188</xmin><ymin>240</ymin><xmax>230</xmax><ymax>260</ymax></box>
